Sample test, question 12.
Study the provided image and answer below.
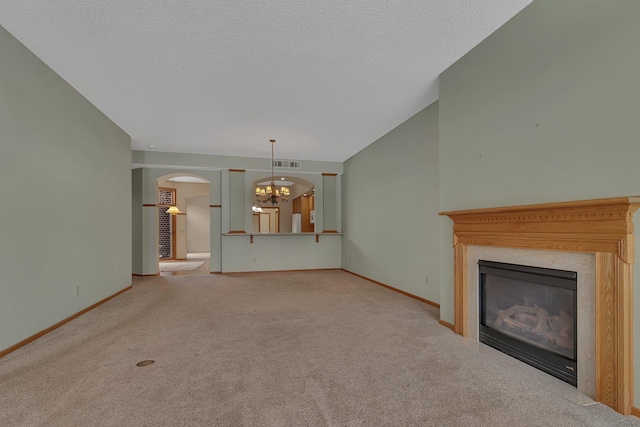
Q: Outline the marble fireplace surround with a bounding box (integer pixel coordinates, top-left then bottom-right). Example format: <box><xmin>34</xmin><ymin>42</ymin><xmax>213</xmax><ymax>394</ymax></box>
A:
<box><xmin>440</xmin><ymin>196</ymin><xmax>640</xmax><ymax>415</ymax></box>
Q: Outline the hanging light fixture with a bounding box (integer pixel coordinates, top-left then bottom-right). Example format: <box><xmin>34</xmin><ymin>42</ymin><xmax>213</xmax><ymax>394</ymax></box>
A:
<box><xmin>166</xmin><ymin>178</ymin><xmax>182</xmax><ymax>215</ymax></box>
<box><xmin>255</xmin><ymin>139</ymin><xmax>290</xmax><ymax>205</ymax></box>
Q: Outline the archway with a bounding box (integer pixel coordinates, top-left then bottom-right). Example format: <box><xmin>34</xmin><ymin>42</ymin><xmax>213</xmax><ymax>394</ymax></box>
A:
<box><xmin>252</xmin><ymin>176</ymin><xmax>314</xmax><ymax>233</ymax></box>
<box><xmin>157</xmin><ymin>173</ymin><xmax>211</xmax><ymax>275</ymax></box>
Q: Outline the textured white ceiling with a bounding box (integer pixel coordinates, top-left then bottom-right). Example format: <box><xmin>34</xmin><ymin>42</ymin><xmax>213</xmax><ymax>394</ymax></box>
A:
<box><xmin>0</xmin><ymin>1</ymin><xmax>532</xmax><ymax>162</ymax></box>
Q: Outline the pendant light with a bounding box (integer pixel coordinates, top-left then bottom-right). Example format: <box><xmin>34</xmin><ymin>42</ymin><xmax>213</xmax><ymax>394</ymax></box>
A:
<box><xmin>166</xmin><ymin>178</ymin><xmax>182</xmax><ymax>215</ymax></box>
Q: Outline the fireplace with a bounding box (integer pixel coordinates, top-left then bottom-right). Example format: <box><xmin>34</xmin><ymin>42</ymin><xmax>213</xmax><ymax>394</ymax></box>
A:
<box><xmin>440</xmin><ymin>196</ymin><xmax>640</xmax><ymax>413</ymax></box>
<box><xmin>479</xmin><ymin>260</ymin><xmax>577</xmax><ymax>386</ymax></box>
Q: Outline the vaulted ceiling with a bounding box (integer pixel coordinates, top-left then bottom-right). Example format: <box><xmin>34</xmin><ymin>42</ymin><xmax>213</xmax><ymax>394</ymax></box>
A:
<box><xmin>0</xmin><ymin>1</ymin><xmax>532</xmax><ymax>162</ymax></box>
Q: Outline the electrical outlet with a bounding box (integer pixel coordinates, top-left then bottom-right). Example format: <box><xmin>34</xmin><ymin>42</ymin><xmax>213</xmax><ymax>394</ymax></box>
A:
<box><xmin>425</xmin><ymin>276</ymin><xmax>429</xmax><ymax>286</ymax></box>
<box><xmin>252</xmin><ymin>258</ymin><xmax>257</xmax><ymax>263</ymax></box>
<box><xmin>75</xmin><ymin>286</ymin><xmax>80</xmax><ymax>296</ymax></box>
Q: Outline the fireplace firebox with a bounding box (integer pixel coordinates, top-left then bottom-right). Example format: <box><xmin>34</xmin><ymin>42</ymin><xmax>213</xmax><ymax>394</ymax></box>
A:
<box><xmin>479</xmin><ymin>260</ymin><xmax>578</xmax><ymax>386</ymax></box>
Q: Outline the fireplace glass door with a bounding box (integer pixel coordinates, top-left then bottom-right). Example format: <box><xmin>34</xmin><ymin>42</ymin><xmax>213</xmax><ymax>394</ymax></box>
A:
<box><xmin>479</xmin><ymin>260</ymin><xmax>578</xmax><ymax>386</ymax></box>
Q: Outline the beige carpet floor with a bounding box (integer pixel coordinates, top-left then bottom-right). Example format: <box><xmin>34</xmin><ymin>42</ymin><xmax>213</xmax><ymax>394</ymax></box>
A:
<box><xmin>2</xmin><ymin>270</ymin><xmax>639</xmax><ymax>426</ymax></box>
<box><xmin>159</xmin><ymin>261</ymin><xmax>205</xmax><ymax>272</ymax></box>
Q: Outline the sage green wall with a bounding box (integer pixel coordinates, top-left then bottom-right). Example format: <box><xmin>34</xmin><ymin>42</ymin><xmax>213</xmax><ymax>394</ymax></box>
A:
<box><xmin>222</xmin><ymin>234</ymin><xmax>342</xmax><ymax>272</ymax></box>
<box><xmin>132</xmin><ymin>169</ymin><xmax>143</xmax><ymax>272</ymax></box>
<box><xmin>132</xmin><ymin>150</ymin><xmax>343</xmax><ymax>175</ymax></box>
<box><xmin>322</xmin><ymin>175</ymin><xmax>338</xmax><ymax>231</ymax></box>
<box><xmin>438</xmin><ymin>0</ymin><xmax>640</xmax><ymax>404</ymax></box>
<box><xmin>186</xmin><ymin>194</ymin><xmax>210</xmax><ymax>253</ymax></box>
<box><xmin>0</xmin><ymin>25</ymin><xmax>131</xmax><ymax>352</ymax></box>
<box><xmin>228</xmin><ymin>171</ymin><xmax>246</xmax><ymax>232</ymax></box>
<box><xmin>342</xmin><ymin>102</ymin><xmax>440</xmax><ymax>302</ymax></box>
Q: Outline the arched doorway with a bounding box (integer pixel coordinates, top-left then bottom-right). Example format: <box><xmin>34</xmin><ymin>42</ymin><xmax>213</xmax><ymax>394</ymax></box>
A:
<box><xmin>157</xmin><ymin>173</ymin><xmax>211</xmax><ymax>275</ymax></box>
<box><xmin>252</xmin><ymin>176</ymin><xmax>314</xmax><ymax>233</ymax></box>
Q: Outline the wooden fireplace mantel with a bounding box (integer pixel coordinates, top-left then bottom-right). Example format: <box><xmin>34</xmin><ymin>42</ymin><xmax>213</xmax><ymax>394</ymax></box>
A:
<box><xmin>440</xmin><ymin>196</ymin><xmax>640</xmax><ymax>414</ymax></box>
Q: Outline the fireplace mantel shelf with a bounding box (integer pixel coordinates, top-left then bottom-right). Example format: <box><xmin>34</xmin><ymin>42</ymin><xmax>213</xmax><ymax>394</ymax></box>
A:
<box><xmin>440</xmin><ymin>196</ymin><xmax>640</xmax><ymax>217</ymax></box>
<box><xmin>440</xmin><ymin>196</ymin><xmax>640</xmax><ymax>262</ymax></box>
<box><xmin>440</xmin><ymin>196</ymin><xmax>640</xmax><ymax>414</ymax></box>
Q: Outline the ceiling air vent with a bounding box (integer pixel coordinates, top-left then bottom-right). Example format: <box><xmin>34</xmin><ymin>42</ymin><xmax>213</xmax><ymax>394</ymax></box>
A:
<box><xmin>273</xmin><ymin>160</ymin><xmax>301</xmax><ymax>169</ymax></box>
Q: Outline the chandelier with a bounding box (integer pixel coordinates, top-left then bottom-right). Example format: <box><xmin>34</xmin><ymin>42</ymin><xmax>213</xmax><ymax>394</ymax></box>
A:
<box><xmin>255</xmin><ymin>139</ymin><xmax>290</xmax><ymax>205</ymax></box>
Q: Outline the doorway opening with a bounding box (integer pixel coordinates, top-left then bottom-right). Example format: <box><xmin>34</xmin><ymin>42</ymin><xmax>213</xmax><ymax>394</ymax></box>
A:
<box><xmin>157</xmin><ymin>174</ymin><xmax>211</xmax><ymax>275</ymax></box>
<box><xmin>253</xmin><ymin>206</ymin><xmax>280</xmax><ymax>233</ymax></box>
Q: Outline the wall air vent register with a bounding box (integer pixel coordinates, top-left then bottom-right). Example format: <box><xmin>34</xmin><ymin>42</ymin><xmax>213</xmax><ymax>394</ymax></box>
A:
<box><xmin>273</xmin><ymin>160</ymin><xmax>301</xmax><ymax>169</ymax></box>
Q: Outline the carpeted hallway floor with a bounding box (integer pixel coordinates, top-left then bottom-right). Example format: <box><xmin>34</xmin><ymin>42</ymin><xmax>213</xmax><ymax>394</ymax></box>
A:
<box><xmin>2</xmin><ymin>270</ymin><xmax>639</xmax><ymax>426</ymax></box>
